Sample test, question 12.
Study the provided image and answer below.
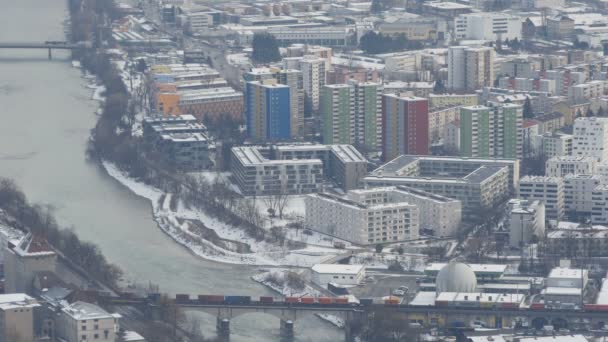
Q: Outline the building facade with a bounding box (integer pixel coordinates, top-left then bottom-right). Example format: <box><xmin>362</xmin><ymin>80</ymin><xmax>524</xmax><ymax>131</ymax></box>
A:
<box><xmin>276</xmin><ymin>69</ymin><xmax>305</xmax><ymax>138</ymax></box>
<box><xmin>305</xmin><ymin>192</ymin><xmax>420</xmax><ymax>245</ymax></box>
<box><xmin>508</xmin><ymin>199</ymin><xmax>545</xmax><ymax>248</ymax></box>
<box><xmin>573</xmin><ymin>117</ymin><xmax>608</xmax><ymax>162</ymax></box>
<box><xmin>545</xmin><ymin>156</ymin><xmax>596</xmax><ymax>177</ymax></box>
<box><xmin>448</xmin><ymin>46</ymin><xmax>495</xmax><ymax>92</ymax></box>
<box><xmin>321</xmin><ymin>84</ymin><xmax>355</xmax><ymax>145</ymax></box>
<box><xmin>300</xmin><ymin>56</ymin><xmax>326</xmax><ymax>113</ymax></box>
<box><xmin>56</xmin><ymin>302</ymin><xmax>120</xmax><ymax>342</ymax></box>
<box><xmin>454</xmin><ymin>12</ymin><xmax>522</xmax><ymax>41</ymax></box>
<box><xmin>246</xmin><ymin>80</ymin><xmax>292</xmax><ymax>142</ymax></box>
<box><xmin>382</xmin><ymin>95</ymin><xmax>429</xmax><ymax>161</ymax></box>
<box><xmin>517</xmin><ymin>176</ymin><xmax>565</xmax><ymax>220</ymax></box>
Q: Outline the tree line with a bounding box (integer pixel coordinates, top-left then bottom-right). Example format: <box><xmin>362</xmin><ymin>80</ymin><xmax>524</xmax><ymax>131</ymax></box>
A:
<box><xmin>0</xmin><ymin>178</ymin><xmax>123</xmax><ymax>287</ymax></box>
<box><xmin>359</xmin><ymin>31</ymin><xmax>423</xmax><ymax>54</ymax></box>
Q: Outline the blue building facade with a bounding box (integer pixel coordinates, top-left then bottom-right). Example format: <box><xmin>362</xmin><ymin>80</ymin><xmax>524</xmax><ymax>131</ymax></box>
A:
<box><xmin>246</xmin><ymin>81</ymin><xmax>291</xmax><ymax>141</ymax></box>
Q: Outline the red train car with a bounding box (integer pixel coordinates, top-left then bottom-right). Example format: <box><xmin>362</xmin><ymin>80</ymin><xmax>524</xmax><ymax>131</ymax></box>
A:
<box><xmin>318</xmin><ymin>297</ymin><xmax>333</xmax><ymax>305</ymax></box>
<box><xmin>500</xmin><ymin>303</ymin><xmax>520</xmax><ymax>309</ymax></box>
<box><xmin>259</xmin><ymin>296</ymin><xmax>274</xmax><ymax>304</ymax></box>
<box><xmin>384</xmin><ymin>298</ymin><xmax>400</xmax><ymax>305</ymax></box>
<box><xmin>300</xmin><ymin>297</ymin><xmax>315</xmax><ymax>304</ymax></box>
<box><xmin>585</xmin><ymin>304</ymin><xmax>608</xmax><ymax>311</ymax></box>
<box><xmin>285</xmin><ymin>297</ymin><xmax>299</xmax><ymax>304</ymax></box>
<box><xmin>530</xmin><ymin>303</ymin><xmax>545</xmax><ymax>310</ymax></box>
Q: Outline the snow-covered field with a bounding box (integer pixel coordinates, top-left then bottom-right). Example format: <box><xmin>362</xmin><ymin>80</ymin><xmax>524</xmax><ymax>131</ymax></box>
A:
<box><xmin>251</xmin><ymin>269</ymin><xmax>323</xmax><ymax>297</ymax></box>
<box><xmin>102</xmin><ymin>161</ymin><xmax>344</xmax><ymax>266</ymax></box>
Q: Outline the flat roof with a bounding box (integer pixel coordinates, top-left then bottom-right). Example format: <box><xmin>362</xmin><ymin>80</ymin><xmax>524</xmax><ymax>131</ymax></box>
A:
<box><xmin>426</xmin><ymin>263</ymin><xmax>507</xmax><ymax>274</ymax></box>
<box><xmin>545</xmin><ymin>287</ymin><xmax>582</xmax><ymax>295</ymax></box>
<box><xmin>0</xmin><ymin>293</ymin><xmax>39</xmax><ymax>310</ymax></box>
<box><xmin>519</xmin><ymin>336</ymin><xmax>589</xmax><ymax>342</ymax></box>
<box><xmin>409</xmin><ymin>292</ymin><xmax>437</xmax><ymax>306</ymax></box>
<box><xmin>548</xmin><ymin>267</ymin><xmax>587</xmax><ymax>280</ymax></box>
<box><xmin>312</xmin><ymin>264</ymin><xmax>365</xmax><ymax>274</ymax></box>
<box><xmin>63</xmin><ymin>301</ymin><xmax>120</xmax><ymax>320</ymax></box>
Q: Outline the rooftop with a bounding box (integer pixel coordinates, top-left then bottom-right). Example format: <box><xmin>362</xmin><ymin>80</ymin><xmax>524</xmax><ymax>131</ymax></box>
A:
<box><xmin>0</xmin><ymin>293</ymin><xmax>39</xmax><ymax>311</ymax></box>
<box><xmin>311</xmin><ymin>264</ymin><xmax>365</xmax><ymax>275</ymax></box>
<box><xmin>63</xmin><ymin>301</ymin><xmax>121</xmax><ymax>321</ymax></box>
<box><xmin>548</xmin><ymin>267</ymin><xmax>587</xmax><ymax>280</ymax></box>
<box><xmin>12</xmin><ymin>233</ymin><xmax>55</xmax><ymax>257</ymax></box>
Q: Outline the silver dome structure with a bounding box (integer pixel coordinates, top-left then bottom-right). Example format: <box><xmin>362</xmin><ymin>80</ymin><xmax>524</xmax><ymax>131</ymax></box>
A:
<box><xmin>435</xmin><ymin>261</ymin><xmax>477</xmax><ymax>294</ymax></box>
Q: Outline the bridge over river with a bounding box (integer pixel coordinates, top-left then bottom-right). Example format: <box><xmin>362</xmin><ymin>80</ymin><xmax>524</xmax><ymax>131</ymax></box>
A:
<box><xmin>0</xmin><ymin>41</ymin><xmax>92</xmax><ymax>59</ymax></box>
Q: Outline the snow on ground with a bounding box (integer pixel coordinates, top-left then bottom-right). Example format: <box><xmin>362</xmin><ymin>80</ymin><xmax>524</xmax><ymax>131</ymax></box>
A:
<box><xmin>251</xmin><ymin>269</ymin><xmax>323</xmax><ymax>297</ymax></box>
<box><xmin>315</xmin><ymin>313</ymin><xmax>345</xmax><ymax>328</ymax></box>
<box><xmin>351</xmin><ymin>252</ymin><xmax>427</xmax><ymax>272</ymax></box>
<box><xmin>91</xmin><ymin>84</ymin><xmax>106</xmax><ymax>102</ymax></box>
<box><xmin>102</xmin><ymin>161</ymin><xmax>343</xmax><ymax>266</ymax></box>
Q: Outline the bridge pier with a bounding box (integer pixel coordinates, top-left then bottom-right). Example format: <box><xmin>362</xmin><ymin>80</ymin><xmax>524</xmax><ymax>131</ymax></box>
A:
<box><xmin>48</xmin><ymin>48</ymin><xmax>52</xmax><ymax>60</ymax></box>
<box><xmin>280</xmin><ymin>319</ymin><xmax>294</xmax><ymax>341</ymax></box>
<box><xmin>216</xmin><ymin>317</ymin><xmax>230</xmax><ymax>341</ymax></box>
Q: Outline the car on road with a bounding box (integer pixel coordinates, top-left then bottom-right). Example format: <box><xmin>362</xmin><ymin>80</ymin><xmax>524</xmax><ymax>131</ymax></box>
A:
<box><xmin>392</xmin><ymin>289</ymin><xmax>406</xmax><ymax>296</ymax></box>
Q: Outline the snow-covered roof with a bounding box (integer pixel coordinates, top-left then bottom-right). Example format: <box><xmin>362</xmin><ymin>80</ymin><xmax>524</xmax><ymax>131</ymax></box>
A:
<box><xmin>548</xmin><ymin>267</ymin><xmax>586</xmax><ymax>280</ymax></box>
<box><xmin>12</xmin><ymin>233</ymin><xmax>55</xmax><ymax>257</ymax></box>
<box><xmin>519</xmin><ymin>335</ymin><xmax>589</xmax><ymax>342</ymax></box>
<box><xmin>62</xmin><ymin>301</ymin><xmax>121</xmax><ymax>321</ymax></box>
<box><xmin>312</xmin><ymin>264</ymin><xmax>364</xmax><ymax>275</ymax></box>
<box><xmin>0</xmin><ymin>293</ymin><xmax>39</xmax><ymax>310</ymax></box>
<box><xmin>544</xmin><ymin>287</ymin><xmax>582</xmax><ymax>296</ymax></box>
<box><xmin>409</xmin><ymin>292</ymin><xmax>437</xmax><ymax>306</ymax></box>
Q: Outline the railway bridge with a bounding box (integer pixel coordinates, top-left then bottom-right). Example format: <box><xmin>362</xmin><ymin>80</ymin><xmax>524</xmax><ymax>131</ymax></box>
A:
<box><xmin>0</xmin><ymin>41</ymin><xmax>93</xmax><ymax>59</ymax></box>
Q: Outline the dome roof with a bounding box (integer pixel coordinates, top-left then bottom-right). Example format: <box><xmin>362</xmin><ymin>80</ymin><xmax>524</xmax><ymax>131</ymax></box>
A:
<box><xmin>436</xmin><ymin>262</ymin><xmax>477</xmax><ymax>294</ymax></box>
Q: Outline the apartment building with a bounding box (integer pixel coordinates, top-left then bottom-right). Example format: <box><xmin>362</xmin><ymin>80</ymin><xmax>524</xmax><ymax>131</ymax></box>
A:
<box><xmin>428</xmin><ymin>94</ymin><xmax>478</xmax><ymax>109</ymax></box>
<box><xmin>364</xmin><ymin>155</ymin><xmax>517</xmax><ymax>216</ymax></box>
<box><xmin>454</xmin><ymin>12</ymin><xmax>522</xmax><ymax>41</ymax></box>
<box><xmin>508</xmin><ymin>199</ymin><xmax>545</xmax><ymax>248</ymax></box>
<box><xmin>564</xmin><ymin>174</ymin><xmax>601</xmax><ymax>214</ymax></box>
<box><xmin>459</xmin><ymin>103</ymin><xmax>523</xmax><ymax>159</ymax></box>
<box><xmin>276</xmin><ymin>69</ymin><xmax>305</xmax><ymax>137</ymax></box>
<box><xmin>498</xmin><ymin>77</ymin><xmax>556</xmax><ymax>94</ymax></box>
<box><xmin>547</xmin><ymin>226</ymin><xmax>608</xmax><ymax>257</ymax></box>
<box><xmin>382</xmin><ymin>95</ymin><xmax>429</xmax><ymax>161</ymax></box>
<box><xmin>518</xmin><ymin>176</ymin><xmax>565</xmax><ymax>220</ymax></box>
<box><xmin>353</xmin><ymin>82</ymin><xmax>383</xmax><ymax>151</ymax></box>
<box><xmin>591</xmin><ymin>185</ymin><xmax>608</xmax><ymax>224</ymax></box>
<box><xmin>0</xmin><ymin>294</ymin><xmax>39</xmax><ymax>342</ymax></box>
<box><xmin>157</xmin><ymin>87</ymin><xmax>244</xmax><ymax>121</ymax></box>
<box><xmin>573</xmin><ymin>117</ymin><xmax>608</xmax><ymax>162</ymax></box>
<box><xmin>544</xmin><ymin>69</ymin><xmax>585</xmax><ymax>96</ymax></box>
<box><xmin>143</xmin><ymin>114</ymin><xmax>213</xmax><ymax>170</ymax></box>
<box><xmin>305</xmin><ymin>192</ymin><xmax>420</xmax><ymax>245</ymax></box>
<box><xmin>246</xmin><ymin>80</ymin><xmax>292</xmax><ymax>142</ymax></box>
<box><xmin>569</xmin><ymin>80</ymin><xmax>608</xmax><ymax>102</ymax></box>
<box><xmin>321</xmin><ymin>84</ymin><xmax>355</xmax><ymax>145</ymax></box>
<box><xmin>347</xmin><ymin>186</ymin><xmax>462</xmax><ymax>237</ymax></box>
<box><xmin>56</xmin><ymin>302</ymin><xmax>120</xmax><ymax>342</ymax></box>
<box><xmin>448</xmin><ymin>46</ymin><xmax>495</xmax><ymax>91</ymax></box>
<box><xmin>532</xmin><ymin>132</ymin><xmax>573</xmax><ymax>159</ymax></box>
<box><xmin>231</xmin><ymin>144</ymin><xmax>367</xmax><ymax>195</ymax></box>
<box><xmin>300</xmin><ymin>56</ymin><xmax>326</xmax><ymax>113</ymax></box>
<box><xmin>428</xmin><ymin>106</ymin><xmax>460</xmax><ymax>144</ymax></box>
<box><xmin>545</xmin><ymin>156</ymin><xmax>596</xmax><ymax>177</ymax></box>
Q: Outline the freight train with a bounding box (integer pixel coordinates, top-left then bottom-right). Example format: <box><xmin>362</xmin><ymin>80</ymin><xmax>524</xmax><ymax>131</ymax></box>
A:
<box><xmin>171</xmin><ymin>294</ymin><xmax>376</xmax><ymax>307</ymax></box>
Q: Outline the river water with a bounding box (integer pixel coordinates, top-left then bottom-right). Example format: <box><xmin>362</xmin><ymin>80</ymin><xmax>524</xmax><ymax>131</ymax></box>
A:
<box><xmin>0</xmin><ymin>0</ymin><xmax>341</xmax><ymax>340</ymax></box>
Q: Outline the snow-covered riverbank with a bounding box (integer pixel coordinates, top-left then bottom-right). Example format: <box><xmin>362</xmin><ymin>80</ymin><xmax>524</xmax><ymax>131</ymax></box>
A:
<box><xmin>102</xmin><ymin>161</ymin><xmax>343</xmax><ymax>266</ymax></box>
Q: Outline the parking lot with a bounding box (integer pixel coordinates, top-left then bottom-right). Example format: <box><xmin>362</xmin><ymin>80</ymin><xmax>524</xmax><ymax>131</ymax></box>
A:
<box><xmin>348</xmin><ymin>273</ymin><xmax>421</xmax><ymax>302</ymax></box>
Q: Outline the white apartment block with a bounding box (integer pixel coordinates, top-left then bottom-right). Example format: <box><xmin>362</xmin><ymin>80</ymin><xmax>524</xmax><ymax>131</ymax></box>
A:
<box><xmin>300</xmin><ymin>56</ymin><xmax>326</xmax><ymax>112</ymax></box>
<box><xmin>454</xmin><ymin>13</ymin><xmax>522</xmax><ymax>41</ymax></box>
<box><xmin>518</xmin><ymin>176</ymin><xmax>565</xmax><ymax>220</ymax></box>
<box><xmin>508</xmin><ymin>199</ymin><xmax>545</xmax><ymax>248</ymax></box>
<box><xmin>448</xmin><ymin>46</ymin><xmax>495</xmax><ymax>92</ymax></box>
<box><xmin>544</xmin><ymin>70</ymin><xmax>586</xmax><ymax>96</ymax></box>
<box><xmin>597</xmin><ymin>162</ymin><xmax>608</xmax><ymax>184</ymax></box>
<box><xmin>569</xmin><ymin>80</ymin><xmax>608</xmax><ymax>102</ymax></box>
<box><xmin>532</xmin><ymin>132</ymin><xmax>573</xmax><ymax>159</ymax></box>
<box><xmin>498</xmin><ymin>77</ymin><xmax>556</xmax><ymax>94</ymax></box>
<box><xmin>56</xmin><ymin>301</ymin><xmax>120</xmax><ymax>342</ymax></box>
<box><xmin>591</xmin><ymin>185</ymin><xmax>608</xmax><ymax>224</ymax></box>
<box><xmin>545</xmin><ymin>156</ymin><xmax>596</xmax><ymax>177</ymax></box>
<box><xmin>347</xmin><ymin>186</ymin><xmax>462</xmax><ymax>237</ymax></box>
<box><xmin>304</xmin><ymin>192</ymin><xmax>420</xmax><ymax>245</ymax></box>
<box><xmin>573</xmin><ymin>117</ymin><xmax>608</xmax><ymax>162</ymax></box>
<box><xmin>564</xmin><ymin>174</ymin><xmax>601</xmax><ymax>214</ymax></box>
<box><xmin>185</xmin><ymin>12</ymin><xmax>213</xmax><ymax>33</ymax></box>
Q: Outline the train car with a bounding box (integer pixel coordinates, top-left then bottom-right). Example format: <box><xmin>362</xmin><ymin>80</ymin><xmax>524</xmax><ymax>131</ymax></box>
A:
<box><xmin>199</xmin><ymin>295</ymin><xmax>224</xmax><ymax>304</ymax></box>
<box><xmin>259</xmin><ymin>296</ymin><xmax>274</xmax><ymax>304</ymax></box>
<box><xmin>285</xmin><ymin>297</ymin><xmax>299</xmax><ymax>304</ymax></box>
<box><xmin>175</xmin><ymin>294</ymin><xmax>190</xmax><ymax>303</ymax></box>
<box><xmin>224</xmin><ymin>296</ymin><xmax>251</xmax><ymax>305</ymax></box>
<box><xmin>334</xmin><ymin>298</ymin><xmax>349</xmax><ymax>305</ymax></box>
<box><xmin>500</xmin><ymin>302</ymin><xmax>520</xmax><ymax>309</ymax></box>
<box><xmin>585</xmin><ymin>304</ymin><xmax>608</xmax><ymax>311</ymax></box>
<box><xmin>360</xmin><ymin>298</ymin><xmax>374</xmax><ymax>306</ymax></box>
<box><xmin>300</xmin><ymin>297</ymin><xmax>315</xmax><ymax>304</ymax></box>
<box><xmin>318</xmin><ymin>297</ymin><xmax>333</xmax><ymax>305</ymax></box>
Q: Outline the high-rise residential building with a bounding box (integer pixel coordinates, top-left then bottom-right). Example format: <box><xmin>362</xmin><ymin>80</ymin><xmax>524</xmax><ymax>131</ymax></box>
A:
<box><xmin>563</xmin><ymin>174</ymin><xmax>601</xmax><ymax>215</ymax></box>
<box><xmin>460</xmin><ymin>103</ymin><xmax>523</xmax><ymax>159</ymax></box>
<box><xmin>300</xmin><ymin>56</ymin><xmax>326</xmax><ymax>114</ymax></box>
<box><xmin>353</xmin><ymin>81</ymin><xmax>383</xmax><ymax>151</ymax></box>
<box><xmin>382</xmin><ymin>95</ymin><xmax>429</xmax><ymax>161</ymax></box>
<box><xmin>573</xmin><ymin>117</ymin><xmax>608</xmax><ymax>162</ymax></box>
<box><xmin>245</xmin><ymin>80</ymin><xmax>291</xmax><ymax>142</ymax></box>
<box><xmin>448</xmin><ymin>46</ymin><xmax>495</xmax><ymax>92</ymax></box>
<box><xmin>460</xmin><ymin>106</ymin><xmax>493</xmax><ymax>158</ymax></box>
<box><xmin>320</xmin><ymin>82</ymin><xmax>383</xmax><ymax>150</ymax></box>
<box><xmin>276</xmin><ymin>69</ymin><xmax>305</xmax><ymax>137</ymax></box>
<box><xmin>321</xmin><ymin>84</ymin><xmax>355</xmax><ymax>145</ymax></box>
